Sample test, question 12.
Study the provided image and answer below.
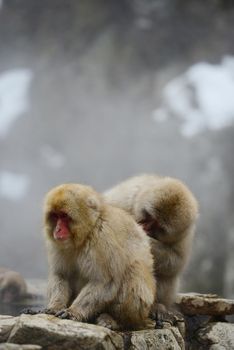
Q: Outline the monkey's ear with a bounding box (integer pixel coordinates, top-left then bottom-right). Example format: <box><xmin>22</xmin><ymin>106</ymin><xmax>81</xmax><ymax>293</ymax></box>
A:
<box><xmin>87</xmin><ymin>196</ymin><xmax>101</xmax><ymax>211</ymax></box>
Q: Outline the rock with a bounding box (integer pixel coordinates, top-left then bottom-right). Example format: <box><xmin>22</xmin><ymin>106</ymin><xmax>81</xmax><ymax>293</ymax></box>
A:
<box><xmin>0</xmin><ymin>314</ymin><xmax>185</xmax><ymax>350</ymax></box>
<box><xmin>176</xmin><ymin>293</ymin><xmax>234</xmax><ymax>316</ymax></box>
<box><xmin>196</xmin><ymin>322</ymin><xmax>234</xmax><ymax>350</ymax></box>
<box><xmin>128</xmin><ymin>328</ymin><xmax>184</xmax><ymax>350</ymax></box>
<box><xmin>8</xmin><ymin>314</ymin><xmax>124</xmax><ymax>350</ymax></box>
<box><xmin>1</xmin><ymin>293</ymin><xmax>234</xmax><ymax>350</ymax></box>
<box><xmin>0</xmin><ymin>344</ymin><xmax>41</xmax><ymax>350</ymax></box>
<box><xmin>0</xmin><ymin>316</ymin><xmax>18</xmax><ymax>343</ymax></box>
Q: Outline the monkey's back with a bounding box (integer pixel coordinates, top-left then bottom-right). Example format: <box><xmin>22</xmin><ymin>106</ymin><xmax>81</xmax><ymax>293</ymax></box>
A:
<box><xmin>104</xmin><ymin>174</ymin><xmax>162</xmax><ymax>213</ymax></box>
<box><xmin>103</xmin><ymin>205</ymin><xmax>153</xmax><ymax>263</ymax></box>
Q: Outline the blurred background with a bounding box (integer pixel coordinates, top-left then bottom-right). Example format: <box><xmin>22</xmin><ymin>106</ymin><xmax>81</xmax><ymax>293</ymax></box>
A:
<box><xmin>0</xmin><ymin>0</ymin><xmax>234</xmax><ymax>298</ymax></box>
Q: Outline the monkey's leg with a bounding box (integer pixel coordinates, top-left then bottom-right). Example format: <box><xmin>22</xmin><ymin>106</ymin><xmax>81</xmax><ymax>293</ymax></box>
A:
<box><xmin>113</xmin><ymin>274</ymin><xmax>154</xmax><ymax>330</ymax></box>
<box><xmin>22</xmin><ymin>275</ymin><xmax>71</xmax><ymax>315</ymax></box>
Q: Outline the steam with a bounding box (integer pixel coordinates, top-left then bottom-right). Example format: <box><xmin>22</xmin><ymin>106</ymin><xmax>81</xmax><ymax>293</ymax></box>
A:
<box><xmin>0</xmin><ymin>69</ymin><xmax>33</xmax><ymax>138</ymax></box>
<box><xmin>0</xmin><ymin>171</ymin><xmax>30</xmax><ymax>201</ymax></box>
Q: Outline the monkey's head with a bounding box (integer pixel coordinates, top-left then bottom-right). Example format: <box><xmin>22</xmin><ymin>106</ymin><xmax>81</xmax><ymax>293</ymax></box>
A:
<box><xmin>134</xmin><ymin>178</ymin><xmax>198</xmax><ymax>244</ymax></box>
<box><xmin>44</xmin><ymin>184</ymin><xmax>103</xmax><ymax>248</ymax></box>
<box><xmin>0</xmin><ymin>271</ymin><xmax>27</xmax><ymax>303</ymax></box>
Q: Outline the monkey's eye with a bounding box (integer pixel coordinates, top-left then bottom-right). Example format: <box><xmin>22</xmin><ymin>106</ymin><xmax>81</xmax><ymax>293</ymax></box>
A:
<box><xmin>60</xmin><ymin>212</ymin><xmax>68</xmax><ymax>218</ymax></box>
<box><xmin>59</xmin><ymin>212</ymin><xmax>70</xmax><ymax>221</ymax></box>
<box><xmin>48</xmin><ymin>212</ymin><xmax>58</xmax><ymax>222</ymax></box>
<box><xmin>48</xmin><ymin>211</ymin><xmax>71</xmax><ymax>223</ymax></box>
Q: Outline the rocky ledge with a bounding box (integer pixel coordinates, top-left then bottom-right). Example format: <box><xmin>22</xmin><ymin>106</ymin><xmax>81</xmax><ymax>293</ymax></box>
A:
<box><xmin>0</xmin><ymin>293</ymin><xmax>234</xmax><ymax>350</ymax></box>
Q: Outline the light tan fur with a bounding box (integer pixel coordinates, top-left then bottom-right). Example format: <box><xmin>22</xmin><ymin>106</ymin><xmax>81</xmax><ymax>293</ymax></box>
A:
<box><xmin>104</xmin><ymin>174</ymin><xmax>198</xmax><ymax>309</ymax></box>
<box><xmin>43</xmin><ymin>184</ymin><xmax>156</xmax><ymax>330</ymax></box>
<box><xmin>0</xmin><ymin>268</ymin><xmax>27</xmax><ymax>302</ymax></box>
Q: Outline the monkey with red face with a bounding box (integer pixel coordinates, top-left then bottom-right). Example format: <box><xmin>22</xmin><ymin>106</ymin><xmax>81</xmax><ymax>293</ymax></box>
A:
<box><xmin>42</xmin><ymin>183</ymin><xmax>156</xmax><ymax>330</ymax></box>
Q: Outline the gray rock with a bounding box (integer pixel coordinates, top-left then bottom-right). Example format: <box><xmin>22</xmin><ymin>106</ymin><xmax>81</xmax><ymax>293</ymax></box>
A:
<box><xmin>0</xmin><ymin>344</ymin><xmax>41</xmax><ymax>350</ymax></box>
<box><xmin>8</xmin><ymin>314</ymin><xmax>124</xmax><ymax>350</ymax></box>
<box><xmin>0</xmin><ymin>316</ymin><xmax>18</xmax><ymax>343</ymax></box>
<box><xmin>0</xmin><ymin>314</ymin><xmax>186</xmax><ymax>350</ymax></box>
<box><xmin>1</xmin><ymin>303</ymin><xmax>233</xmax><ymax>350</ymax></box>
<box><xmin>176</xmin><ymin>293</ymin><xmax>234</xmax><ymax>316</ymax></box>
<box><xmin>196</xmin><ymin>322</ymin><xmax>234</xmax><ymax>350</ymax></box>
<box><xmin>129</xmin><ymin>328</ymin><xmax>184</xmax><ymax>350</ymax></box>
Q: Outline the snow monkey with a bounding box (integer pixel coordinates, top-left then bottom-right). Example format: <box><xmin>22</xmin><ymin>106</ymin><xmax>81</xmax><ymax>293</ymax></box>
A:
<box><xmin>104</xmin><ymin>174</ymin><xmax>198</xmax><ymax>313</ymax></box>
<box><xmin>0</xmin><ymin>268</ymin><xmax>27</xmax><ymax>303</ymax></box>
<box><xmin>43</xmin><ymin>183</ymin><xmax>156</xmax><ymax>330</ymax></box>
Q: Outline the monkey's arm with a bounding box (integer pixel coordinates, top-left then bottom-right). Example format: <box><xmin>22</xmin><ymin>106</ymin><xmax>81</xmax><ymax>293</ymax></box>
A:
<box><xmin>57</xmin><ymin>279</ymin><xmax>118</xmax><ymax>321</ymax></box>
<box><xmin>150</xmin><ymin>238</ymin><xmax>184</xmax><ymax>277</ymax></box>
<box><xmin>23</xmin><ymin>272</ymin><xmax>71</xmax><ymax>316</ymax></box>
<box><xmin>46</xmin><ymin>272</ymin><xmax>71</xmax><ymax>313</ymax></box>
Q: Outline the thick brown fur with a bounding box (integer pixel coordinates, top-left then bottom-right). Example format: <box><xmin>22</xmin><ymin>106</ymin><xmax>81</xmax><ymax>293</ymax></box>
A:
<box><xmin>0</xmin><ymin>268</ymin><xmax>27</xmax><ymax>303</ymax></box>
<box><xmin>104</xmin><ymin>174</ymin><xmax>198</xmax><ymax>310</ymax></box>
<box><xmin>43</xmin><ymin>183</ymin><xmax>156</xmax><ymax>330</ymax></box>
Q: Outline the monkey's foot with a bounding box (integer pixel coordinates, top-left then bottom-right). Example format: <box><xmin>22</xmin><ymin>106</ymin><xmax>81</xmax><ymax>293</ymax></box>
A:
<box><xmin>152</xmin><ymin>309</ymin><xmax>184</xmax><ymax>329</ymax></box>
<box><xmin>96</xmin><ymin>313</ymin><xmax>120</xmax><ymax>331</ymax></box>
<box><xmin>162</xmin><ymin>310</ymin><xmax>184</xmax><ymax>327</ymax></box>
<box><xmin>55</xmin><ymin>308</ymin><xmax>83</xmax><ymax>322</ymax></box>
<box><xmin>151</xmin><ymin>303</ymin><xmax>166</xmax><ymax>329</ymax></box>
<box><xmin>151</xmin><ymin>304</ymin><xmax>184</xmax><ymax>329</ymax></box>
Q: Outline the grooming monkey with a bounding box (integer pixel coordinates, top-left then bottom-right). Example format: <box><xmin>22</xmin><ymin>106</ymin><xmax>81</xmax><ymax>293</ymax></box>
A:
<box><xmin>43</xmin><ymin>183</ymin><xmax>156</xmax><ymax>330</ymax></box>
<box><xmin>104</xmin><ymin>174</ymin><xmax>198</xmax><ymax>312</ymax></box>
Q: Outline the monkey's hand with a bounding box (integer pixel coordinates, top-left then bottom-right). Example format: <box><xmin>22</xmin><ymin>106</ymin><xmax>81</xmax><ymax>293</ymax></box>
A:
<box><xmin>55</xmin><ymin>308</ymin><xmax>84</xmax><ymax>322</ymax></box>
<box><xmin>22</xmin><ymin>307</ymin><xmax>58</xmax><ymax>315</ymax></box>
<box><xmin>21</xmin><ymin>308</ymin><xmax>40</xmax><ymax>315</ymax></box>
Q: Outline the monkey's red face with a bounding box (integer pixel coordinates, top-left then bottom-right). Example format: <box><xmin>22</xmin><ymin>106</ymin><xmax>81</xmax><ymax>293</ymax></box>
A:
<box><xmin>49</xmin><ymin>212</ymin><xmax>71</xmax><ymax>241</ymax></box>
<box><xmin>44</xmin><ymin>184</ymin><xmax>103</xmax><ymax>247</ymax></box>
<box><xmin>138</xmin><ymin>209</ymin><xmax>165</xmax><ymax>240</ymax></box>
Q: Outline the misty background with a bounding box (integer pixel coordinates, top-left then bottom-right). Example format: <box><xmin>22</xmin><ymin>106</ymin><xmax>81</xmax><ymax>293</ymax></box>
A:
<box><xmin>0</xmin><ymin>0</ymin><xmax>234</xmax><ymax>298</ymax></box>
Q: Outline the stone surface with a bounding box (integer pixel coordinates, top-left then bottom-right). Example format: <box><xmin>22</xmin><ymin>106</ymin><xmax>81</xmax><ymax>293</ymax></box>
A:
<box><xmin>0</xmin><ymin>314</ymin><xmax>186</xmax><ymax>350</ymax></box>
<box><xmin>1</xmin><ymin>293</ymin><xmax>234</xmax><ymax>350</ymax></box>
<box><xmin>176</xmin><ymin>293</ymin><xmax>234</xmax><ymax>316</ymax></box>
<box><xmin>0</xmin><ymin>316</ymin><xmax>18</xmax><ymax>343</ymax></box>
<box><xmin>196</xmin><ymin>322</ymin><xmax>234</xmax><ymax>350</ymax></box>
<box><xmin>0</xmin><ymin>344</ymin><xmax>41</xmax><ymax>350</ymax></box>
<box><xmin>128</xmin><ymin>328</ymin><xmax>184</xmax><ymax>350</ymax></box>
<box><xmin>8</xmin><ymin>314</ymin><xmax>124</xmax><ymax>350</ymax></box>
